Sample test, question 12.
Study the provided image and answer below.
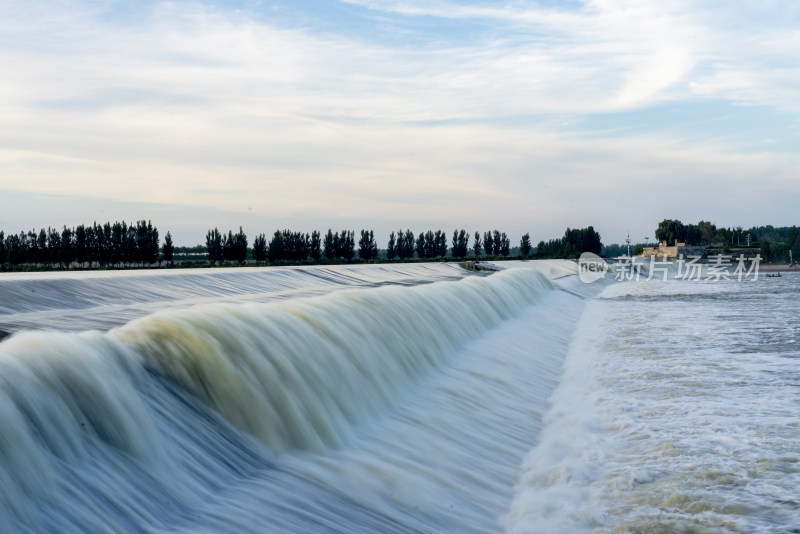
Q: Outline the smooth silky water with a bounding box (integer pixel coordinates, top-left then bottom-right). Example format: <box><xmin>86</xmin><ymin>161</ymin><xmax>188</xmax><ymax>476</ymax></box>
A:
<box><xmin>0</xmin><ymin>261</ymin><xmax>595</xmax><ymax>533</ymax></box>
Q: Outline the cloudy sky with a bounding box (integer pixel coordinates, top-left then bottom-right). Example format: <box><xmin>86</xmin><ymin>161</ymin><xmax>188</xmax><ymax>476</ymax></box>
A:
<box><xmin>1</xmin><ymin>0</ymin><xmax>798</xmax><ymax>246</ymax></box>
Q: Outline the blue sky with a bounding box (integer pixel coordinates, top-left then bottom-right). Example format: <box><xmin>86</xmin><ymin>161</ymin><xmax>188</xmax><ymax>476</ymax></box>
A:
<box><xmin>1</xmin><ymin>0</ymin><xmax>798</xmax><ymax>246</ymax></box>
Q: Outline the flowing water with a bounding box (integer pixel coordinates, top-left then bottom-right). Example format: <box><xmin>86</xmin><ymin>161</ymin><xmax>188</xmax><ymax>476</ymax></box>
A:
<box><xmin>0</xmin><ymin>262</ymin><xmax>797</xmax><ymax>533</ymax></box>
<box><xmin>506</xmin><ymin>269</ymin><xmax>800</xmax><ymax>533</ymax></box>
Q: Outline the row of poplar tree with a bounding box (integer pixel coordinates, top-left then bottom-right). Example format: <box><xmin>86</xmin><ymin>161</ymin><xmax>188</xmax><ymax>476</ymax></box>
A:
<box><xmin>0</xmin><ymin>221</ymin><xmax>173</xmax><ymax>268</ymax></box>
<box><xmin>209</xmin><ymin>227</ymin><xmax>533</xmax><ymax>264</ymax></box>
<box><xmin>215</xmin><ymin>228</ymin><xmax>382</xmax><ymax>263</ymax></box>
<box><xmin>1</xmin><ymin>222</ymin><xmax>599</xmax><ymax>269</ymax></box>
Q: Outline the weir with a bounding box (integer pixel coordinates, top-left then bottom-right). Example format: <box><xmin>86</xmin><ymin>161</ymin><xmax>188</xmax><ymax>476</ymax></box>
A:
<box><xmin>0</xmin><ymin>261</ymin><xmax>608</xmax><ymax>533</ymax></box>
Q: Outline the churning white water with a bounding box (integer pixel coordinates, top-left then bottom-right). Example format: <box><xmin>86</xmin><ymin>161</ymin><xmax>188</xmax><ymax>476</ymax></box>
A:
<box><xmin>506</xmin><ymin>270</ymin><xmax>800</xmax><ymax>533</ymax></box>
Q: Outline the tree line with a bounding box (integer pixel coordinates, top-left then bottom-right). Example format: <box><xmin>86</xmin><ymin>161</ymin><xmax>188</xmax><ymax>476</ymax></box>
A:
<box><xmin>655</xmin><ymin>219</ymin><xmax>782</xmax><ymax>247</ymax></box>
<box><xmin>0</xmin><ymin>221</ymin><xmax>172</xmax><ymax>269</ymax></box>
<box><xmin>535</xmin><ymin>227</ymin><xmax>602</xmax><ymax>259</ymax></box>
<box><xmin>654</xmin><ymin>219</ymin><xmax>800</xmax><ymax>263</ymax></box>
<box><xmin>218</xmin><ymin>227</ymin><xmax>591</xmax><ymax>264</ymax></box>
<box><xmin>0</xmin><ymin>221</ymin><xmax>605</xmax><ymax>270</ymax></box>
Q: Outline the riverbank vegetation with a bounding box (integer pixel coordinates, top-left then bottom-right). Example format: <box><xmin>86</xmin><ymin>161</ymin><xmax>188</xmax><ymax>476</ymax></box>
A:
<box><xmin>0</xmin><ymin>221</ymin><xmax>606</xmax><ymax>271</ymax></box>
<box><xmin>0</xmin><ymin>221</ymin><xmax>162</xmax><ymax>271</ymax></box>
<box><xmin>654</xmin><ymin>219</ymin><xmax>800</xmax><ymax>263</ymax></box>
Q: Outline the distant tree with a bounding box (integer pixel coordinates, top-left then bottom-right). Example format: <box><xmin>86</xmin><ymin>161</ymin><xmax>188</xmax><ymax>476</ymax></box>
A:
<box><xmin>310</xmin><ymin>230</ymin><xmax>322</xmax><ymax>262</ymax></box>
<box><xmin>340</xmin><ymin>230</ymin><xmax>355</xmax><ymax>260</ymax></box>
<box><xmin>85</xmin><ymin>223</ymin><xmax>97</xmax><ymax>267</ymax></box>
<box><xmin>267</xmin><ymin>230</ymin><xmax>283</xmax><ymax>262</ymax></box>
<box><xmin>139</xmin><ymin>220</ymin><xmax>159</xmax><ymax>264</ymax></box>
<box><xmin>491</xmin><ymin>231</ymin><xmax>508</xmax><ymax>256</ymax></box>
<box><xmin>323</xmin><ymin>229</ymin><xmax>336</xmax><ymax>260</ymax></box>
<box><xmin>422</xmin><ymin>231</ymin><xmax>435</xmax><ymax>258</ymax></box>
<box><xmin>124</xmin><ymin>222</ymin><xmax>138</xmax><ymax>266</ymax></box>
<box><xmin>760</xmin><ymin>241</ymin><xmax>774</xmax><ymax>262</ymax></box>
<box><xmin>483</xmin><ymin>231</ymin><xmax>494</xmax><ymax>256</ymax></box>
<box><xmin>24</xmin><ymin>229</ymin><xmax>38</xmax><ymax>265</ymax></box>
<box><xmin>205</xmin><ymin>228</ymin><xmax>223</xmax><ymax>264</ymax></box>
<box><xmin>47</xmin><ymin>227</ymin><xmax>61</xmax><ymax>266</ymax></box>
<box><xmin>251</xmin><ymin>233</ymin><xmax>266</xmax><ymax>263</ymax></box>
<box><xmin>395</xmin><ymin>229</ymin><xmax>415</xmax><ymax>259</ymax></box>
<box><xmin>395</xmin><ymin>230</ymin><xmax>406</xmax><ymax>259</ymax></box>
<box><xmin>473</xmin><ymin>231</ymin><xmax>482</xmax><ymax>257</ymax></box>
<box><xmin>451</xmin><ymin>229</ymin><xmax>469</xmax><ymax>258</ymax></box>
<box><xmin>536</xmin><ymin>226</ymin><xmax>602</xmax><ymax>258</ymax></box>
<box><xmin>6</xmin><ymin>233</ymin><xmax>24</xmax><ymax>267</ymax></box>
<box><xmin>75</xmin><ymin>225</ymin><xmax>88</xmax><ymax>267</ymax></box>
<box><xmin>404</xmin><ymin>229</ymin><xmax>415</xmax><ymax>258</ymax></box>
<box><xmin>358</xmin><ymin>230</ymin><xmax>377</xmax><ymax>260</ymax></box>
<box><xmin>37</xmin><ymin>229</ymin><xmax>47</xmax><ymax>266</ymax></box>
<box><xmin>415</xmin><ymin>232</ymin><xmax>425</xmax><ymax>259</ymax></box>
<box><xmin>270</xmin><ymin>229</ymin><xmax>309</xmax><ymax>262</ymax></box>
<box><xmin>85</xmin><ymin>224</ymin><xmax>98</xmax><ymax>267</ymax></box>
<box><xmin>655</xmin><ymin>219</ymin><xmax>687</xmax><ymax>246</ymax></box>
<box><xmin>434</xmin><ymin>230</ymin><xmax>447</xmax><ymax>257</ymax></box>
<box><xmin>232</xmin><ymin>227</ymin><xmax>248</xmax><ymax>264</ymax></box>
<box><xmin>221</xmin><ymin>230</ymin><xmax>233</xmax><ymax>262</ymax></box>
<box><xmin>520</xmin><ymin>233</ymin><xmax>531</xmax><ymax>257</ymax></box>
<box><xmin>386</xmin><ymin>231</ymin><xmax>396</xmax><ymax>260</ymax></box>
<box><xmin>0</xmin><ymin>231</ymin><xmax>6</xmax><ymax>266</ymax></box>
<box><xmin>60</xmin><ymin>226</ymin><xmax>74</xmax><ymax>268</ymax></box>
<box><xmin>163</xmin><ymin>231</ymin><xmax>175</xmax><ymax>263</ymax></box>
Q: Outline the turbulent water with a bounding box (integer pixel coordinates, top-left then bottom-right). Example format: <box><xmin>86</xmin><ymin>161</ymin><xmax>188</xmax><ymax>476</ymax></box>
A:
<box><xmin>1</xmin><ymin>262</ymin><xmax>797</xmax><ymax>533</ymax></box>
<box><xmin>506</xmin><ymin>269</ymin><xmax>800</xmax><ymax>533</ymax></box>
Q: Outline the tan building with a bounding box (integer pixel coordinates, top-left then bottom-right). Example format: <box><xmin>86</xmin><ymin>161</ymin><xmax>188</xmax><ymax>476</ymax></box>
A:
<box><xmin>640</xmin><ymin>240</ymin><xmax>686</xmax><ymax>259</ymax></box>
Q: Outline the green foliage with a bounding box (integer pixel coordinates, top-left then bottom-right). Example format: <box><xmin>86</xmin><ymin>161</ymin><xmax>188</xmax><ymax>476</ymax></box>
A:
<box><xmin>269</xmin><ymin>229</ymin><xmax>309</xmax><ymax>262</ymax></box>
<box><xmin>251</xmin><ymin>233</ymin><xmax>266</xmax><ymax>263</ymax></box>
<box><xmin>232</xmin><ymin>227</ymin><xmax>248</xmax><ymax>264</ymax></box>
<box><xmin>322</xmin><ymin>229</ymin><xmax>355</xmax><ymax>261</ymax></box>
<box><xmin>0</xmin><ymin>220</ymin><xmax>165</xmax><ymax>270</ymax></box>
<box><xmin>760</xmin><ymin>241</ymin><xmax>774</xmax><ymax>262</ymax></box>
<box><xmin>536</xmin><ymin>226</ymin><xmax>602</xmax><ymax>259</ymax></box>
<box><xmin>435</xmin><ymin>230</ymin><xmax>447</xmax><ymax>257</ymax></box>
<box><xmin>653</xmin><ymin>219</ymin><xmax>773</xmax><ymax>247</ymax></box>
<box><xmin>310</xmin><ymin>231</ymin><xmax>321</xmax><ymax>262</ymax></box>
<box><xmin>162</xmin><ymin>232</ymin><xmax>175</xmax><ymax>262</ymax></box>
<box><xmin>386</xmin><ymin>231</ymin><xmax>396</xmax><ymax>260</ymax></box>
<box><xmin>482</xmin><ymin>231</ymin><xmax>493</xmax><ymax>256</ymax></box>
<box><xmin>496</xmin><ymin>230</ymin><xmax>509</xmax><ymax>256</ymax></box>
<box><xmin>206</xmin><ymin>228</ymin><xmax>223</xmax><ymax>264</ymax></box>
<box><xmin>519</xmin><ymin>233</ymin><xmax>531</xmax><ymax>257</ymax></box>
<box><xmin>451</xmin><ymin>229</ymin><xmax>469</xmax><ymax>258</ymax></box>
<box><xmin>323</xmin><ymin>229</ymin><xmax>335</xmax><ymax>260</ymax></box>
<box><xmin>415</xmin><ymin>232</ymin><xmax>425</xmax><ymax>259</ymax></box>
<box><xmin>358</xmin><ymin>230</ymin><xmax>377</xmax><ymax>260</ymax></box>
<box><xmin>394</xmin><ymin>229</ymin><xmax>415</xmax><ymax>259</ymax></box>
<box><xmin>473</xmin><ymin>231</ymin><xmax>482</xmax><ymax>257</ymax></box>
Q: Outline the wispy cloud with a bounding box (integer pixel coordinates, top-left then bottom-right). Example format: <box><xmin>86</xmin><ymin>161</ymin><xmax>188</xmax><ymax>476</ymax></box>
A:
<box><xmin>0</xmin><ymin>0</ymin><xmax>798</xmax><ymax>243</ymax></box>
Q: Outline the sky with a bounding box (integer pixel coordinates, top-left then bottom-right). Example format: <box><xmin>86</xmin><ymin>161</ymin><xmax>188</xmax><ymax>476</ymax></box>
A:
<box><xmin>1</xmin><ymin>0</ymin><xmax>798</xmax><ymax>246</ymax></box>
